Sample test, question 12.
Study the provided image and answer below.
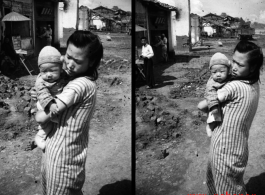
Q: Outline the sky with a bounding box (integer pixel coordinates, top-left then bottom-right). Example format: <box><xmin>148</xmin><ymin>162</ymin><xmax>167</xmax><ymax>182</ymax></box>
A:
<box><xmin>191</xmin><ymin>0</ymin><xmax>265</xmax><ymax>23</ymax></box>
<box><xmin>80</xmin><ymin>0</ymin><xmax>131</xmax><ymax>11</ymax></box>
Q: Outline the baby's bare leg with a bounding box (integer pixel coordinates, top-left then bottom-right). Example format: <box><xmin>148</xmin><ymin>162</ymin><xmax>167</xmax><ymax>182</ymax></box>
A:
<box><xmin>34</xmin><ymin>122</ymin><xmax>53</xmax><ymax>150</ymax></box>
<box><xmin>198</xmin><ymin>99</ymin><xmax>208</xmax><ymax>113</ymax></box>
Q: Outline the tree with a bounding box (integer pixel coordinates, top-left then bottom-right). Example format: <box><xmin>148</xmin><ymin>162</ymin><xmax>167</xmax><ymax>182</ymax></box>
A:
<box><xmin>220</xmin><ymin>12</ymin><xmax>227</xmax><ymax>18</ymax></box>
<box><xmin>112</xmin><ymin>6</ymin><xmax>119</xmax><ymax>11</ymax></box>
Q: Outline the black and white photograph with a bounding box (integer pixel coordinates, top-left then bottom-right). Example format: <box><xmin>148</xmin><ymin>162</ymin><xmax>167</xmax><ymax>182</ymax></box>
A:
<box><xmin>0</xmin><ymin>0</ymin><xmax>131</xmax><ymax>194</ymax></box>
<box><xmin>135</xmin><ymin>0</ymin><xmax>265</xmax><ymax>194</ymax></box>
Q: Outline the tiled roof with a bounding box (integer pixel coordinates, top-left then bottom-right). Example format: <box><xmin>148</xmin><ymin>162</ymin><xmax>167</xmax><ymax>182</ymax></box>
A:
<box><xmin>141</xmin><ymin>0</ymin><xmax>178</xmax><ymax>11</ymax></box>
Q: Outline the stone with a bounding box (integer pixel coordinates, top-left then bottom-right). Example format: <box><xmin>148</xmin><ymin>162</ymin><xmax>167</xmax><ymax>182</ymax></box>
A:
<box><xmin>136</xmin><ymin>116</ymin><xmax>143</xmax><ymax>123</ymax></box>
<box><xmin>142</xmin><ymin>112</ymin><xmax>153</xmax><ymax>122</ymax></box>
<box><xmin>0</xmin><ymin>84</ymin><xmax>7</xmax><ymax>93</ymax></box>
<box><xmin>146</xmin><ymin>96</ymin><xmax>153</xmax><ymax>100</ymax></box>
<box><xmin>22</xmin><ymin>95</ymin><xmax>31</xmax><ymax>102</ymax></box>
<box><xmin>136</xmin><ymin>97</ymin><xmax>141</xmax><ymax>102</ymax></box>
<box><xmin>150</xmin><ymin>116</ymin><xmax>157</xmax><ymax>121</ymax></box>
<box><xmin>24</xmin><ymin>107</ymin><xmax>31</xmax><ymax>113</ymax></box>
<box><xmin>172</xmin><ymin>132</ymin><xmax>181</xmax><ymax>138</ymax></box>
<box><xmin>147</xmin><ymin>104</ymin><xmax>155</xmax><ymax>111</ymax></box>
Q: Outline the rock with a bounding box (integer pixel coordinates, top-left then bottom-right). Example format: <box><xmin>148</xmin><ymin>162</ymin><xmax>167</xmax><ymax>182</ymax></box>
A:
<box><xmin>136</xmin><ymin>116</ymin><xmax>143</xmax><ymax>123</ymax></box>
<box><xmin>6</xmin><ymin>132</ymin><xmax>16</xmax><ymax>140</ymax></box>
<box><xmin>141</xmin><ymin>96</ymin><xmax>147</xmax><ymax>101</ymax></box>
<box><xmin>0</xmin><ymin>84</ymin><xmax>7</xmax><ymax>93</ymax></box>
<box><xmin>22</xmin><ymin>95</ymin><xmax>31</xmax><ymax>102</ymax></box>
<box><xmin>151</xmin><ymin>97</ymin><xmax>158</xmax><ymax>102</ymax></box>
<box><xmin>16</xmin><ymin>91</ymin><xmax>22</xmax><ymax>97</ymax></box>
<box><xmin>24</xmin><ymin>86</ymin><xmax>31</xmax><ymax>90</ymax></box>
<box><xmin>142</xmin><ymin>112</ymin><xmax>153</xmax><ymax>122</ymax></box>
<box><xmin>138</xmin><ymin>101</ymin><xmax>147</xmax><ymax>108</ymax></box>
<box><xmin>19</xmin><ymin>86</ymin><xmax>25</xmax><ymax>91</ymax></box>
<box><xmin>172</xmin><ymin>132</ymin><xmax>181</xmax><ymax>138</ymax></box>
<box><xmin>157</xmin><ymin>117</ymin><xmax>163</xmax><ymax>123</ymax></box>
<box><xmin>16</xmin><ymin>101</ymin><xmax>29</xmax><ymax>112</ymax></box>
<box><xmin>192</xmin><ymin>110</ymin><xmax>200</xmax><ymax>117</ymax></box>
<box><xmin>150</xmin><ymin>116</ymin><xmax>157</xmax><ymax>121</ymax></box>
<box><xmin>147</xmin><ymin>104</ymin><xmax>155</xmax><ymax>111</ymax></box>
<box><xmin>154</xmin><ymin>149</ymin><xmax>169</xmax><ymax>160</ymax></box>
<box><xmin>24</xmin><ymin>107</ymin><xmax>31</xmax><ymax>113</ymax></box>
<box><xmin>146</xmin><ymin>96</ymin><xmax>153</xmax><ymax>100</ymax></box>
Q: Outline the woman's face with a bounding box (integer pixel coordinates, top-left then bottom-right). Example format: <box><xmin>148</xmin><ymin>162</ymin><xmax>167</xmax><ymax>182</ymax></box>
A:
<box><xmin>64</xmin><ymin>43</ymin><xmax>90</xmax><ymax>77</ymax></box>
<box><xmin>231</xmin><ymin>51</ymin><xmax>251</xmax><ymax>79</ymax></box>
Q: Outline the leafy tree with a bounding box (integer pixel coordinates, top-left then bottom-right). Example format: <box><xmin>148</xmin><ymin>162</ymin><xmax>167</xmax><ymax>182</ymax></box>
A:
<box><xmin>220</xmin><ymin>12</ymin><xmax>227</xmax><ymax>18</ymax></box>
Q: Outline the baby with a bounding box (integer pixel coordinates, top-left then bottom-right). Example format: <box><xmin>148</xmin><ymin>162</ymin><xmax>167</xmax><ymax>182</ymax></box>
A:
<box><xmin>198</xmin><ymin>52</ymin><xmax>231</xmax><ymax>137</ymax></box>
<box><xmin>34</xmin><ymin>46</ymin><xmax>69</xmax><ymax>150</ymax></box>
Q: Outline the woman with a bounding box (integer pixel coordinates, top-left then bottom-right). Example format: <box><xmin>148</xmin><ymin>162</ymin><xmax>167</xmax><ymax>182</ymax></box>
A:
<box><xmin>32</xmin><ymin>31</ymin><xmax>103</xmax><ymax>195</ymax></box>
<box><xmin>203</xmin><ymin>41</ymin><xmax>263</xmax><ymax>194</ymax></box>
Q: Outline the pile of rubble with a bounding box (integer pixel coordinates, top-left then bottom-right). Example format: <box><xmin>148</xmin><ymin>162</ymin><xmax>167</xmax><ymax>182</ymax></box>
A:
<box><xmin>0</xmin><ymin>74</ymin><xmax>35</xmax><ymax>116</ymax></box>
<box><xmin>135</xmin><ymin>94</ymin><xmax>180</xmax><ymax>150</ymax></box>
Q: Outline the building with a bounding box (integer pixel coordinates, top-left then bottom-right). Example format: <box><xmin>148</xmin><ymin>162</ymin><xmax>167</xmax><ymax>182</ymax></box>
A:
<box><xmin>135</xmin><ymin>0</ymin><xmax>179</xmax><ymax>63</ymax></box>
<box><xmin>1</xmin><ymin>0</ymin><xmax>64</xmax><ymax>56</ymax></box>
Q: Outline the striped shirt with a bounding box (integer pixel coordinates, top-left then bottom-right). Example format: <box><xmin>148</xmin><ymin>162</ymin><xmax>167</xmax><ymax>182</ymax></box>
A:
<box><xmin>41</xmin><ymin>76</ymin><xmax>96</xmax><ymax>195</ymax></box>
<box><xmin>206</xmin><ymin>80</ymin><xmax>259</xmax><ymax>194</ymax></box>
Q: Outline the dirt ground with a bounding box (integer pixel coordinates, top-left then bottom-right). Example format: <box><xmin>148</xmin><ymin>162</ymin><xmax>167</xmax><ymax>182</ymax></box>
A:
<box><xmin>0</xmin><ymin>29</ymin><xmax>131</xmax><ymax>195</ymax></box>
<box><xmin>136</xmin><ymin>35</ymin><xmax>265</xmax><ymax>195</ymax></box>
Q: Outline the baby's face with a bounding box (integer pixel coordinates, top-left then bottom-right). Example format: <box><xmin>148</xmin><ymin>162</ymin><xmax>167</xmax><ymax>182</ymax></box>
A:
<box><xmin>39</xmin><ymin>63</ymin><xmax>62</xmax><ymax>83</ymax></box>
<box><xmin>210</xmin><ymin>64</ymin><xmax>229</xmax><ymax>83</ymax></box>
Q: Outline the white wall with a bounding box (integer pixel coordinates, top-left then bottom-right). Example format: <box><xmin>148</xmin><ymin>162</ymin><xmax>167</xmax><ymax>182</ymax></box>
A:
<box><xmin>62</xmin><ymin>0</ymin><xmax>78</xmax><ymax>28</ymax></box>
<box><xmin>174</xmin><ymin>0</ymin><xmax>189</xmax><ymax>36</ymax></box>
<box><xmin>92</xmin><ymin>19</ymin><xmax>104</xmax><ymax>29</ymax></box>
<box><xmin>204</xmin><ymin>26</ymin><xmax>214</xmax><ymax>36</ymax></box>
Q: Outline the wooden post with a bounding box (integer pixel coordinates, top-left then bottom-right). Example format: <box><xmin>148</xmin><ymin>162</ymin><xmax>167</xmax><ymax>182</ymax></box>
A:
<box><xmin>0</xmin><ymin>0</ymin><xmax>3</xmax><ymax>50</ymax></box>
<box><xmin>76</xmin><ymin>0</ymin><xmax>79</xmax><ymax>30</ymax></box>
<box><xmin>188</xmin><ymin>0</ymin><xmax>192</xmax><ymax>52</ymax></box>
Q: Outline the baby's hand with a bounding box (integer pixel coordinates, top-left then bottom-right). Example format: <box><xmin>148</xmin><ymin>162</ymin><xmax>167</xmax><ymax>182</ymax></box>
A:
<box><xmin>210</xmin><ymin>106</ymin><xmax>219</xmax><ymax>115</ymax></box>
<box><xmin>30</xmin><ymin>87</ymin><xmax>37</xmax><ymax>101</ymax></box>
<box><xmin>49</xmin><ymin>103</ymin><xmax>59</xmax><ymax>115</ymax></box>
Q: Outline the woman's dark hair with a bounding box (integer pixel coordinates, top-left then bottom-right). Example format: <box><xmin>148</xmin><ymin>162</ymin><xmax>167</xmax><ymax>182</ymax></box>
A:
<box><xmin>234</xmin><ymin>41</ymin><xmax>263</xmax><ymax>84</ymax></box>
<box><xmin>67</xmin><ymin>30</ymin><xmax>103</xmax><ymax>81</ymax></box>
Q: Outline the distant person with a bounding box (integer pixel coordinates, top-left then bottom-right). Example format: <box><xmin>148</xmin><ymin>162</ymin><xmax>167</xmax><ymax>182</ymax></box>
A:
<box><xmin>155</xmin><ymin>35</ymin><xmax>167</xmax><ymax>62</ymax></box>
<box><xmin>197</xmin><ymin>52</ymin><xmax>231</xmax><ymax>137</ymax></box>
<box><xmin>140</xmin><ymin>37</ymin><xmax>155</xmax><ymax>89</ymax></box>
<box><xmin>39</xmin><ymin>26</ymin><xmax>52</xmax><ymax>46</ymax></box>
<box><xmin>161</xmin><ymin>34</ymin><xmax>168</xmax><ymax>62</ymax></box>
<box><xmin>47</xmin><ymin>24</ymin><xmax>52</xmax><ymax>44</ymax></box>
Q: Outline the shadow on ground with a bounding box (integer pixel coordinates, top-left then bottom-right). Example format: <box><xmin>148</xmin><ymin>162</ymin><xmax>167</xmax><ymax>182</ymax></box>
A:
<box><xmin>246</xmin><ymin>172</ymin><xmax>265</xmax><ymax>195</ymax></box>
<box><xmin>98</xmin><ymin>179</ymin><xmax>132</xmax><ymax>195</ymax></box>
<box><xmin>135</xmin><ymin>54</ymin><xmax>202</xmax><ymax>89</ymax></box>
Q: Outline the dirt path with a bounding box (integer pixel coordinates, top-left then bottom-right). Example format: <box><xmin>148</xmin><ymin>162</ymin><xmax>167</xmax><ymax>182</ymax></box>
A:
<box><xmin>136</xmin><ymin>36</ymin><xmax>265</xmax><ymax>195</ymax></box>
